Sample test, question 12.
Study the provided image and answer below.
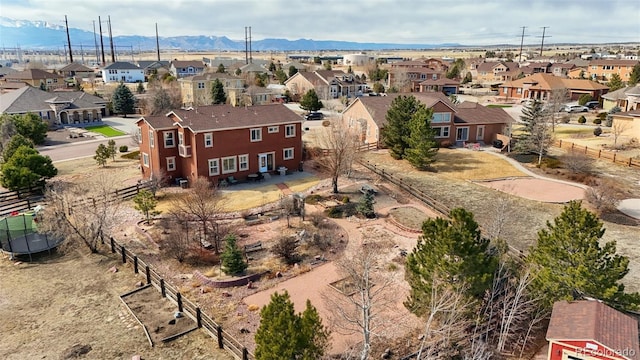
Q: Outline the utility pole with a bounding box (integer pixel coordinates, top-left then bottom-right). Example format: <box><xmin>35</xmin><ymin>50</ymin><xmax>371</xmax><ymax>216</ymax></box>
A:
<box><xmin>80</xmin><ymin>44</ymin><xmax>85</xmax><ymax>64</ymax></box>
<box><xmin>249</xmin><ymin>26</ymin><xmax>252</xmax><ymax>64</ymax></box>
<box><xmin>64</xmin><ymin>15</ymin><xmax>73</xmax><ymax>63</ymax></box>
<box><xmin>539</xmin><ymin>26</ymin><xmax>550</xmax><ymax>56</ymax></box>
<box><xmin>518</xmin><ymin>26</ymin><xmax>527</xmax><ymax>63</ymax></box>
<box><xmin>244</xmin><ymin>27</ymin><xmax>248</xmax><ymax>64</ymax></box>
<box><xmin>98</xmin><ymin>16</ymin><xmax>106</xmax><ymax>65</ymax></box>
<box><xmin>93</xmin><ymin>20</ymin><xmax>100</xmax><ymax>64</ymax></box>
<box><xmin>155</xmin><ymin>23</ymin><xmax>160</xmax><ymax>61</ymax></box>
<box><xmin>108</xmin><ymin>16</ymin><xmax>115</xmax><ymax>63</ymax></box>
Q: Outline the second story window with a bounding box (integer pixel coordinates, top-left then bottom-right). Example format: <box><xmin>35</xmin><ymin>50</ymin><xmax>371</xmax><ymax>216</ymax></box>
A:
<box><xmin>149</xmin><ymin>130</ymin><xmax>155</xmax><ymax>147</ymax></box>
<box><xmin>164</xmin><ymin>131</ymin><xmax>175</xmax><ymax>147</ymax></box>
<box><xmin>204</xmin><ymin>133</ymin><xmax>213</xmax><ymax>147</ymax></box>
<box><xmin>250</xmin><ymin>128</ymin><xmax>262</xmax><ymax>142</ymax></box>
<box><xmin>432</xmin><ymin>113</ymin><xmax>451</xmax><ymax>123</ymax></box>
<box><xmin>285</xmin><ymin>125</ymin><xmax>295</xmax><ymax>138</ymax></box>
<box><xmin>178</xmin><ymin>132</ymin><xmax>184</xmax><ymax>146</ymax></box>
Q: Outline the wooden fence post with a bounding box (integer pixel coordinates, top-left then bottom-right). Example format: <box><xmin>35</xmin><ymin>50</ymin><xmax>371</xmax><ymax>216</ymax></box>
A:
<box><xmin>196</xmin><ymin>308</ymin><xmax>202</xmax><ymax>328</ymax></box>
<box><xmin>133</xmin><ymin>256</ymin><xmax>138</xmax><ymax>274</ymax></box>
<box><xmin>558</xmin><ymin>139</ymin><xmax>562</xmax><ymax>148</ymax></box>
<box><xmin>217</xmin><ymin>325</ymin><xmax>224</xmax><ymax>349</ymax></box>
<box><xmin>243</xmin><ymin>347</ymin><xmax>249</xmax><ymax>360</ymax></box>
<box><xmin>584</xmin><ymin>146</ymin><xmax>588</xmax><ymax>154</ymax></box>
<box><xmin>145</xmin><ymin>266</ymin><xmax>151</xmax><ymax>284</ymax></box>
<box><xmin>110</xmin><ymin>237</ymin><xmax>116</xmax><ymax>253</ymax></box>
<box><xmin>613</xmin><ymin>153</ymin><xmax>616</xmax><ymax>163</ymax></box>
<box><xmin>121</xmin><ymin>246</ymin><xmax>126</xmax><ymax>264</ymax></box>
<box><xmin>160</xmin><ymin>279</ymin><xmax>166</xmax><ymax>297</ymax></box>
<box><xmin>598</xmin><ymin>150</ymin><xmax>602</xmax><ymax>158</ymax></box>
<box><xmin>177</xmin><ymin>292</ymin><xmax>183</xmax><ymax>312</ymax></box>
<box><xmin>629</xmin><ymin>158</ymin><xmax>633</xmax><ymax>167</ymax></box>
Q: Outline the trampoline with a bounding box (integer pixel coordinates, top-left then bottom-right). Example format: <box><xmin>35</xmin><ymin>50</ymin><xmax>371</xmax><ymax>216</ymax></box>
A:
<box><xmin>0</xmin><ymin>208</ymin><xmax>63</xmax><ymax>260</ymax></box>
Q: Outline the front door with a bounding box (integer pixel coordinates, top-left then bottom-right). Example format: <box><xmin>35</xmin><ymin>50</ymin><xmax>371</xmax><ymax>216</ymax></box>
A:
<box><xmin>258</xmin><ymin>153</ymin><xmax>273</xmax><ymax>173</ymax></box>
<box><xmin>476</xmin><ymin>126</ymin><xmax>485</xmax><ymax>141</ymax></box>
<box><xmin>456</xmin><ymin>127</ymin><xmax>469</xmax><ymax>142</ymax></box>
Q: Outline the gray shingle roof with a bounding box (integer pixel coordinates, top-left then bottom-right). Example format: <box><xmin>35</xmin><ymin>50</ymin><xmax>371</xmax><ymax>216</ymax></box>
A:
<box><xmin>5</xmin><ymin>68</ymin><xmax>63</xmax><ymax>80</ymax></box>
<box><xmin>0</xmin><ymin>86</ymin><xmax>106</xmax><ymax>114</ymax></box>
<box><xmin>103</xmin><ymin>61</ymin><xmax>140</xmax><ymax>70</ymax></box>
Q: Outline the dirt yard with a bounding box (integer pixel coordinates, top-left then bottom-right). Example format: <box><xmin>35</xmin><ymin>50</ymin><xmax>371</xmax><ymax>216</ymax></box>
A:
<box><xmin>0</xmin><ymin>250</ymin><xmax>232</xmax><ymax>360</ymax></box>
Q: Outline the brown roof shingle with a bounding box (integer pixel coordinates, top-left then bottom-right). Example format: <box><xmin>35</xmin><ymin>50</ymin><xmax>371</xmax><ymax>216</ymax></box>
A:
<box><xmin>547</xmin><ymin>300</ymin><xmax>639</xmax><ymax>360</ymax></box>
<box><xmin>5</xmin><ymin>68</ymin><xmax>63</xmax><ymax>80</ymax></box>
<box><xmin>454</xmin><ymin>101</ymin><xmax>513</xmax><ymax>125</ymax></box>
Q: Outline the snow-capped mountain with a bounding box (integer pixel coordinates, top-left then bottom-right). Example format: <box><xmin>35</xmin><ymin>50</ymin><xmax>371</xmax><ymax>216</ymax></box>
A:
<box><xmin>0</xmin><ymin>17</ymin><xmax>454</xmax><ymax>51</ymax></box>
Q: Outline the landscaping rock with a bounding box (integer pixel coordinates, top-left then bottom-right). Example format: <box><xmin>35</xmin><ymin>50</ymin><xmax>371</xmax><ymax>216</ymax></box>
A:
<box><xmin>108</xmin><ymin>266</ymin><xmax>118</xmax><ymax>273</ymax></box>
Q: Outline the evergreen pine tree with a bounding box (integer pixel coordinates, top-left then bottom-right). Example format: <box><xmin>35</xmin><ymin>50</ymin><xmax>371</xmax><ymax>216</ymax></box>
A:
<box><xmin>107</xmin><ymin>139</ymin><xmax>117</xmax><ymax>161</ymax></box>
<box><xmin>404</xmin><ymin>106</ymin><xmax>438</xmax><ymax>170</ymax></box>
<box><xmin>133</xmin><ymin>189</ymin><xmax>158</xmax><ymax>224</ymax></box>
<box><xmin>405</xmin><ymin>208</ymin><xmax>498</xmax><ymax>316</ymax></box>
<box><xmin>111</xmin><ymin>82</ymin><xmax>136</xmax><ymax>117</ymax></box>
<box><xmin>607</xmin><ymin>73</ymin><xmax>624</xmax><ymax>91</ymax></box>
<box><xmin>299</xmin><ymin>89</ymin><xmax>323</xmax><ymax>112</ymax></box>
<box><xmin>94</xmin><ymin>143</ymin><xmax>110</xmax><ymax>167</ymax></box>
<box><xmin>357</xmin><ymin>191</ymin><xmax>376</xmax><ymax>218</ymax></box>
<box><xmin>527</xmin><ymin>200</ymin><xmax>640</xmax><ymax>310</ymax></box>
<box><xmin>382</xmin><ymin>95</ymin><xmax>425</xmax><ymax>160</ymax></box>
<box><xmin>210</xmin><ymin>78</ymin><xmax>227</xmax><ymax>105</ymax></box>
<box><xmin>0</xmin><ymin>146</ymin><xmax>57</xmax><ymax>190</ymax></box>
<box><xmin>255</xmin><ymin>291</ymin><xmax>329</xmax><ymax>360</ymax></box>
<box><xmin>628</xmin><ymin>63</ymin><xmax>640</xmax><ymax>86</ymax></box>
<box><xmin>514</xmin><ymin>100</ymin><xmax>553</xmax><ymax>165</ymax></box>
<box><xmin>221</xmin><ymin>234</ymin><xmax>247</xmax><ymax>275</ymax></box>
<box><xmin>288</xmin><ymin>65</ymin><xmax>298</xmax><ymax>78</ymax></box>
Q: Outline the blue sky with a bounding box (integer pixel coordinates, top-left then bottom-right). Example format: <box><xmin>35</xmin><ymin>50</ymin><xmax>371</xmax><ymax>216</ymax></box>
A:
<box><xmin>1</xmin><ymin>0</ymin><xmax>639</xmax><ymax>45</ymax></box>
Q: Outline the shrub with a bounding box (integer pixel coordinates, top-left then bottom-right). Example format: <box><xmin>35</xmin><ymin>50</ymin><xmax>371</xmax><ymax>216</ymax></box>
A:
<box><xmin>305</xmin><ymin>194</ymin><xmax>323</xmax><ymax>205</ymax></box>
<box><xmin>439</xmin><ymin>140</ymin><xmax>453</xmax><ymax>148</ymax></box>
<box><xmin>597</xmin><ymin>112</ymin><xmax>608</xmax><ymax>121</ymax></box>
<box><xmin>560</xmin><ymin>115</ymin><xmax>571</xmax><ymax>124</ymax></box>
<box><xmin>326</xmin><ymin>206</ymin><xmax>343</xmax><ymax>218</ymax></box>
<box><xmin>539</xmin><ymin>157</ymin><xmax>562</xmax><ymax>169</ymax></box>
<box><xmin>578</xmin><ymin>94</ymin><xmax>593</xmax><ymax>106</ymax></box>
<box><xmin>577</xmin><ymin>115</ymin><xmax>586</xmax><ymax>124</ymax></box>
<box><xmin>119</xmin><ymin>145</ymin><xmax>128</xmax><ymax>152</ymax></box>
<box><xmin>341</xmin><ymin>196</ymin><xmax>350</xmax><ymax>203</ymax></box>
<box><xmin>593</xmin><ymin>126</ymin><xmax>603</xmax><ymax>136</ymax></box>
<box><xmin>593</xmin><ymin>118</ymin><xmax>602</xmax><ymax>125</ymax></box>
<box><xmin>308</xmin><ymin>213</ymin><xmax>326</xmax><ymax>228</ymax></box>
<box><xmin>605</xmin><ymin>117</ymin><xmax>613</xmax><ymax>127</ymax></box>
<box><xmin>271</xmin><ymin>236</ymin><xmax>299</xmax><ymax>265</ymax></box>
<box><xmin>562</xmin><ymin>152</ymin><xmax>593</xmax><ymax>174</ymax></box>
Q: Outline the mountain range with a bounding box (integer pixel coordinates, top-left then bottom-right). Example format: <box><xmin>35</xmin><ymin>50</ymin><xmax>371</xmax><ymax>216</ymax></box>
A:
<box><xmin>0</xmin><ymin>16</ymin><xmax>460</xmax><ymax>51</ymax></box>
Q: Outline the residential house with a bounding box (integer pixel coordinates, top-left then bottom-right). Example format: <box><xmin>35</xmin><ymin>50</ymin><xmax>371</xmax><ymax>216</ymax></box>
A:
<box><xmin>340</xmin><ymin>93</ymin><xmax>512</xmax><ymax>147</ymax></box>
<box><xmin>499</xmin><ymin>73</ymin><xmax>609</xmax><ymax>102</ymax></box>
<box><xmin>519</xmin><ymin>62</ymin><xmax>552</xmax><ymax>76</ymax></box>
<box><xmin>475</xmin><ymin>61</ymin><xmax>520</xmax><ymax>84</ymax></box>
<box><xmin>178</xmin><ymin>72</ymin><xmax>245</xmax><ymax>107</ymax></box>
<box><xmin>239</xmin><ymin>62</ymin><xmax>270</xmax><ymax>78</ymax></box>
<box><xmin>587</xmin><ymin>59</ymin><xmax>639</xmax><ymax>82</ymax></box>
<box><xmin>4</xmin><ymin>68</ymin><xmax>64</xmax><ymax>91</ymax></box>
<box><xmin>59</xmin><ymin>63</ymin><xmax>95</xmax><ymax>79</ymax></box>
<box><xmin>388</xmin><ymin>59</ymin><xmax>448</xmax><ymax>92</ymax></box>
<box><xmin>602</xmin><ymin>84</ymin><xmax>640</xmax><ymax>112</ymax></box>
<box><xmin>284</xmin><ymin>70</ymin><xmax>366</xmax><ymax>100</ymax></box>
<box><xmin>545</xmin><ymin>300</ymin><xmax>639</xmax><ymax>360</ymax></box>
<box><xmin>136</xmin><ymin>104</ymin><xmax>303</xmax><ymax>185</ymax></box>
<box><xmin>170</xmin><ymin>60</ymin><xmax>206</xmax><ymax>78</ymax></box>
<box><xmin>0</xmin><ymin>86</ymin><xmax>108</xmax><ymax>126</ymax></box>
<box><xmin>101</xmin><ymin>62</ymin><xmax>144</xmax><ymax>83</ymax></box>
<box><xmin>549</xmin><ymin>63</ymin><xmax>576</xmax><ymax>78</ymax></box>
<box><xmin>0</xmin><ymin>81</ymin><xmax>27</xmax><ymax>94</ymax></box>
<box><xmin>611</xmin><ymin>109</ymin><xmax>640</xmax><ymax>141</ymax></box>
<box><xmin>0</xmin><ymin>67</ymin><xmax>17</xmax><ymax>80</ymax></box>
<box><xmin>136</xmin><ymin>60</ymin><xmax>171</xmax><ymax>78</ymax></box>
<box><xmin>418</xmin><ymin>78</ymin><xmax>460</xmax><ymax>95</ymax></box>
<box><xmin>240</xmin><ymin>85</ymin><xmax>276</xmax><ymax>106</ymax></box>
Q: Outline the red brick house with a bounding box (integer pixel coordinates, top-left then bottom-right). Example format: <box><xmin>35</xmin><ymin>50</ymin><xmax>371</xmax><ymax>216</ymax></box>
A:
<box><xmin>546</xmin><ymin>300</ymin><xmax>639</xmax><ymax>360</ymax></box>
<box><xmin>499</xmin><ymin>73</ymin><xmax>609</xmax><ymax>102</ymax></box>
<box><xmin>136</xmin><ymin>104</ymin><xmax>304</xmax><ymax>185</ymax></box>
<box><xmin>341</xmin><ymin>93</ymin><xmax>512</xmax><ymax>147</ymax></box>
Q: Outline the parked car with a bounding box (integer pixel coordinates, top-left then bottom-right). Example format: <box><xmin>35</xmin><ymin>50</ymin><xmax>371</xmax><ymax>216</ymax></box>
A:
<box><xmin>584</xmin><ymin>101</ymin><xmax>600</xmax><ymax>109</ymax></box>
<box><xmin>304</xmin><ymin>112</ymin><xmax>324</xmax><ymax>121</ymax></box>
<box><xmin>561</xmin><ymin>105</ymin><xmax>589</xmax><ymax>113</ymax></box>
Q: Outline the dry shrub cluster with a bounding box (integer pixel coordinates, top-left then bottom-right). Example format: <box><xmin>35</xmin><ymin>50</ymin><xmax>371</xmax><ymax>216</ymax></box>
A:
<box><xmin>586</xmin><ymin>178</ymin><xmax>628</xmax><ymax>215</ymax></box>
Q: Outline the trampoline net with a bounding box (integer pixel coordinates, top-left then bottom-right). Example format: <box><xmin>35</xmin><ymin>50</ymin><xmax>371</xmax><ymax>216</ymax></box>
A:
<box><xmin>0</xmin><ymin>214</ymin><xmax>38</xmax><ymax>242</ymax></box>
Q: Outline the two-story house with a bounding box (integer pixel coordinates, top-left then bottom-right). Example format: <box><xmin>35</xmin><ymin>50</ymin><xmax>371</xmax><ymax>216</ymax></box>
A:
<box><xmin>136</xmin><ymin>60</ymin><xmax>171</xmax><ymax>78</ymax></box>
<box><xmin>499</xmin><ymin>73</ymin><xmax>609</xmax><ymax>102</ymax></box>
<box><xmin>4</xmin><ymin>69</ymin><xmax>64</xmax><ymax>91</ymax></box>
<box><xmin>284</xmin><ymin>70</ymin><xmax>366</xmax><ymax>100</ymax></box>
<box><xmin>587</xmin><ymin>59</ymin><xmax>639</xmax><ymax>82</ymax></box>
<box><xmin>59</xmin><ymin>63</ymin><xmax>96</xmax><ymax>79</ymax></box>
<box><xmin>170</xmin><ymin>60</ymin><xmax>206</xmax><ymax>78</ymax></box>
<box><xmin>475</xmin><ymin>61</ymin><xmax>519</xmax><ymax>84</ymax></box>
<box><xmin>178</xmin><ymin>72</ymin><xmax>246</xmax><ymax>107</ymax></box>
<box><xmin>341</xmin><ymin>93</ymin><xmax>512</xmax><ymax>147</ymax></box>
<box><xmin>101</xmin><ymin>62</ymin><xmax>145</xmax><ymax>83</ymax></box>
<box><xmin>136</xmin><ymin>104</ymin><xmax>303</xmax><ymax>185</ymax></box>
<box><xmin>388</xmin><ymin>59</ymin><xmax>448</xmax><ymax>92</ymax></box>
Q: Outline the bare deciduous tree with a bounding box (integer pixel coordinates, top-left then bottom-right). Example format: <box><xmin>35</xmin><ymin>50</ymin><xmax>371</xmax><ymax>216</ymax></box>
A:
<box><xmin>171</xmin><ymin>177</ymin><xmax>225</xmax><ymax>253</ymax></box>
<box><xmin>159</xmin><ymin>211</ymin><xmax>194</xmax><ymax>262</ymax></box>
<box><xmin>323</xmin><ymin>244</ymin><xmax>399</xmax><ymax>360</ymax></box>
<box><xmin>315</xmin><ymin>120</ymin><xmax>362</xmax><ymax>193</ymax></box>
<box><xmin>485</xmin><ymin>189</ymin><xmax>515</xmax><ymax>241</ymax></box>
<box><xmin>611</xmin><ymin>118</ymin><xmax>631</xmax><ymax>147</ymax></box>
<box><xmin>547</xmin><ymin>88</ymin><xmax>570</xmax><ymax>132</ymax></box>
<box><xmin>39</xmin><ymin>177</ymin><xmax>121</xmax><ymax>253</ymax></box>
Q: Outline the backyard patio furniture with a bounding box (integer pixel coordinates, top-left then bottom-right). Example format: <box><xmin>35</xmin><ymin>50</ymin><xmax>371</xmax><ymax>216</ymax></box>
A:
<box><xmin>227</xmin><ymin>176</ymin><xmax>239</xmax><ymax>185</ymax></box>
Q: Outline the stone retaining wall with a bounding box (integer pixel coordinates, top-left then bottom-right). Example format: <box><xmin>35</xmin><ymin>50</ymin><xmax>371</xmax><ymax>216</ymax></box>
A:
<box><xmin>193</xmin><ymin>270</ymin><xmax>268</xmax><ymax>288</ymax></box>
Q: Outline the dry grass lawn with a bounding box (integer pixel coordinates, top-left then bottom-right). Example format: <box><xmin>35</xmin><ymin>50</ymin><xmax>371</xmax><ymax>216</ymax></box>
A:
<box><xmin>431</xmin><ymin>148</ymin><xmax>525</xmax><ymax>180</ymax></box>
<box><xmin>55</xmin><ymin>157</ymin><xmax>142</xmax><ymax>187</ymax></box>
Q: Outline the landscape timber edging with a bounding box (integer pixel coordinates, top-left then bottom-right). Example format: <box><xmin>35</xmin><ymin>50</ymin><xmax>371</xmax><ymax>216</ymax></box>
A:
<box><xmin>193</xmin><ymin>270</ymin><xmax>269</xmax><ymax>288</ymax></box>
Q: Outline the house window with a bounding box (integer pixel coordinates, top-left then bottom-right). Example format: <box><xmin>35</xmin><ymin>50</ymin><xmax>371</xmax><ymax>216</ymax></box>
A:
<box><xmin>204</xmin><ymin>133</ymin><xmax>213</xmax><ymax>147</ymax></box>
<box><xmin>137</xmin><ymin>128</ymin><xmax>142</xmax><ymax>143</ymax></box>
<box><xmin>432</xmin><ymin>113</ymin><xmax>451</xmax><ymax>123</ymax></box>
<box><xmin>149</xmin><ymin>130</ymin><xmax>154</xmax><ymax>147</ymax></box>
<box><xmin>238</xmin><ymin>154</ymin><xmax>249</xmax><ymax>171</ymax></box>
<box><xmin>268</xmin><ymin>126</ymin><xmax>279</xmax><ymax>133</ymax></box>
<box><xmin>516</xmin><ymin>88</ymin><xmax>522</xmax><ymax>94</ymax></box>
<box><xmin>208</xmin><ymin>158</ymin><xmax>219</xmax><ymax>176</ymax></box>
<box><xmin>178</xmin><ymin>132</ymin><xmax>184</xmax><ymax>146</ymax></box>
<box><xmin>433</xmin><ymin>126</ymin><xmax>450</xmax><ymax>138</ymax></box>
<box><xmin>432</xmin><ymin>74</ymin><xmax>438</xmax><ymax>80</ymax></box>
<box><xmin>142</xmin><ymin>153</ymin><xmax>149</xmax><ymax>167</ymax></box>
<box><xmin>283</xmin><ymin>148</ymin><xmax>294</xmax><ymax>160</ymax></box>
<box><xmin>166</xmin><ymin>157</ymin><xmax>176</xmax><ymax>171</ymax></box>
<box><xmin>163</xmin><ymin>131</ymin><xmax>175</xmax><ymax>147</ymax></box>
<box><xmin>198</xmin><ymin>82</ymin><xmax>205</xmax><ymax>89</ymax></box>
<box><xmin>250</xmin><ymin>128</ymin><xmax>262</xmax><ymax>142</ymax></box>
<box><xmin>285</xmin><ymin>124</ymin><xmax>296</xmax><ymax>138</ymax></box>
<box><xmin>221</xmin><ymin>156</ymin><xmax>237</xmax><ymax>174</ymax></box>
<box><xmin>456</xmin><ymin>127</ymin><xmax>469</xmax><ymax>141</ymax></box>
<box><xmin>477</xmin><ymin>125</ymin><xmax>485</xmax><ymax>140</ymax></box>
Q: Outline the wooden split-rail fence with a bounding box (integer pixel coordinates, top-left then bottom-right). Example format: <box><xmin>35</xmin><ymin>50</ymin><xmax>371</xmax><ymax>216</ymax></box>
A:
<box><xmin>554</xmin><ymin>140</ymin><xmax>640</xmax><ymax>169</ymax></box>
